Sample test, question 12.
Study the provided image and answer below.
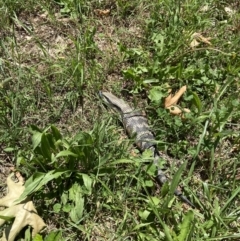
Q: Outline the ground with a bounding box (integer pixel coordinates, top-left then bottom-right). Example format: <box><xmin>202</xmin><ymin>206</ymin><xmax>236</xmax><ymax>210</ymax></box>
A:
<box><xmin>0</xmin><ymin>0</ymin><xmax>240</xmax><ymax>240</ymax></box>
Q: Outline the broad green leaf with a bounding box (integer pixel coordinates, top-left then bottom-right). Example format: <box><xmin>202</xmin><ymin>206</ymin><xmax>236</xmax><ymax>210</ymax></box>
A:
<box><xmin>53</xmin><ymin>203</ymin><xmax>62</xmax><ymax>213</ymax></box>
<box><xmin>25</xmin><ymin>172</ymin><xmax>44</xmax><ymax>186</ymax></box>
<box><xmin>32</xmin><ymin>131</ymin><xmax>42</xmax><ymax>150</ymax></box>
<box><xmin>44</xmin><ymin>231</ymin><xmax>62</xmax><ymax>241</ymax></box>
<box><xmin>16</xmin><ymin>171</ymin><xmax>68</xmax><ymax>203</ymax></box>
<box><xmin>61</xmin><ymin>139</ymin><xmax>71</xmax><ymax>149</ymax></box>
<box><xmin>41</xmin><ymin>133</ymin><xmax>51</xmax><ymax>160</ymax></box>
<box><xmin>139</xmin><ymin>209</ymin><xmax>150</xmax><ymax>220</ymax></box>
<box><xmin>82</xmin><ymin>174</ymin><xmax>92</xmax><ymax>193</ymax></box>
<box><xmin>15</xmin><ymin>173</ymin><xmax>44</xmax><ymax>204</ymax></box>
<box><xmin>69</xmin><ymin>183</ymin><xmax>81</xmax><ymax>201</ymax></box>
<box><xmin>40</xmin><ymin>170</ymin><xmax>67</xmax><ymax>187</ymax></box>
<box><xmin>70</xmin><ymin>197</ymin><xmax>84</xmax><ymax>223</ymax></box>
<box><xmin>45</xmin><ymin>133</ymin><xmax>55</xmax><ymax>150</ymax></box>
<box><xmin>56</xmin><ymin>150</ymin><xmax>78</xmax><ymax>158</ymax></box>
<box><xmin>51</xmin><ymin>125</ymin><xmax>62</xmax><ymax>140</ymax></box>
<box><xmin>146</xmin><ymin>163</ymin><xmax>157</xmax><ymax>176</ymax></box>
<box><xmin>61</xmin><ymin>192</ymin><xmax>68</xmax><ymax>205</ymax></box>
<box><xmin>62</xmin><ymin>203</ymin><xmax>72</xmax><ymax>212</ymax></box>
<box><xmin>144</xmin><ymin>179</ymin><xmax>154</xmax><ymax>187</ymax></box>
<box><xmin>51</xmin><ymin>153</ymin><xmax>56</xmax><ymax>163</ymax></box>
<box><xmin>177</xmin><ymin>210</ymin><xmax>194</xmax><ymax>241</ymax></box>
<box><xmin>232</xmin><ymin>99</ymin><xmax>239</xmax><ymax>106</ymax></box>
<box><xmin>33</xmin><ymin>234</ymin><xmax>43</xmax><ymax>241</ymax></box>
<box><xmin>75</xmin><ymin>196</ymin><xmax>84</xmax><ymax>218</ymax></box>
<box><xmin>149</xmin><ymin>87</ymin><xmax>165</xmax><ymax>104</ymax></box>
<box><xmin>152</xmin><ymin>33</ymin><xmax>165</xmax><ymax>51</ymax></box>
<box><xmin>73</xmin><ymin>132</ymin><xmax>93</xmax><ymax>144</ymax></box>
<box><xmin>148</xmin><ymin>196</ymin><xmax>161</xmax><ymax>206</ymax></box>
<box><xmin>16</xmin><ymin>156</ymin><xmax>26</xmax><ymax>167</ymax></box>
<box><xmin>142</xmin><ymin>149</ymin><xmax>154</xmax><ymax>159</ymax></box>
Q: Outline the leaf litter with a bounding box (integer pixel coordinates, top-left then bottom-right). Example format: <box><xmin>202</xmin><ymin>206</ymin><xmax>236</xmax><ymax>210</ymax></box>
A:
<box><xmin>165</xmin><ymin>85</ymin><xmax>190</xmax><ymax>116</ymax></box>
<box><xmin>0</xmin><ymin>172</ymin><xmax>45</xmax><ymax>241</ymax></box>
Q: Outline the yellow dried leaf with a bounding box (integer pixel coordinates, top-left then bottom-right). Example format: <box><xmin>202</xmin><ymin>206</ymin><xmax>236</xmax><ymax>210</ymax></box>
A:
<box><xmin>190</xmin><ymin>39</ymin><xmax>200</xmax><ymax>48</ymax></box>
<box><xmin>224</xmin><ymin>7</ymin><xmax>236</xmax><ymax>16</ymax></box>
<box><xmin>0</xmin><ymin>173</ymin><xmax>46</xmax><ymax>241</ymax></box>
<box><xmin>165</xmin><ymin>86</ymin><xmax>187</xmax><ymax>107</ymax></box>
<box><xmin>166</xmin><ymin>105</ymin><xmax>182</xmax><ymax>115</ymax></box>
<box><xmin>190</xmin><ymin>32</ymin><xmax>212</xmax><ymax>48</ymax></box>
<box><xmin>0</xmin><ymin>174</ymin><xmax>25</xmax><ymax>208</ymax></box>
<box><xmin>94</xmin><ymin>9</ymin><xmax>110</xmax><ymax>17</ymax></box>
<box><xmin>164</xmin><ymin>86</ymin><xmax>190</xmax><ymax>117</ymax></box>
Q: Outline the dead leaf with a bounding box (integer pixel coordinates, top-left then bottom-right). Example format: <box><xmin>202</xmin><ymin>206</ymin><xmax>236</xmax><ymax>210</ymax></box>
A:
<box><xmin>0</xmin><ymin>174</ymin><xmax>25</xmax><ymax>208</ymax></box>
<box><xmin>0</xmin><ymin>172</ymin><xmax>46</xmax><ymax>241</ymax></box>
<box><xmin>200</xmin><ymin>5</ymin><xmax>210</xmax><ymax>12</ymax></box>
<box><xmin>190</xmin><ymin>32</ymin><xmax>212</xmax><ymax>48</ymax></box>
<box><xmin>165</xmin><ymin>86</ymin><xmax>187</xmax><ymax>107</ymax></box>
<box><xmin>164</xmin><ymin>86</ymin><xmax>190</xmax><ymax>116</ymax></box>
<box><xmin>94</xmin><ymin>9</ymin><xmax>110</xmax><ymax>17</ymax></box>
<box><xmin>190</xmin><ymin>39</ymin><xmax>200</xmax><ymax>48</ymax></box>
<box><xmin>224</xmin><ymin>7</ymin><xmax>236</xmax><ymax>16</ymax></box>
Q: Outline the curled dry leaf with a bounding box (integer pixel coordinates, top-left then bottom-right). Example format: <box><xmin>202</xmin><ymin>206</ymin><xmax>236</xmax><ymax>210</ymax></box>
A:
<box><xmin>190</xmin><ymin>32</ymin><xmax>212</xmax><ymax>48</ymax></box>
<box><xmin>190</xmin><ymin>39</ymin><xmax>200</xmax><ymax>48</ymax></box>
<box><xmin>199</xmin><ymin>5</ymin><xmax>210</xmax><ymax>12</ymax></box>
<box><xmin>0</xmin><ymin>173</ymin><xmax>46</xmax><ymax>241</ymax></box>
<box><xmin>164</xmin><ymin>86</ymin><xmax>190</xmax><ymax>116</ymax></box>
<box><xmin>224</xmin><ymin>7</ymin><xmax>236</xmax><ymax>16</ymax></box>
<box><xmin>94</xmin><ymin>9</ymin><xmax>110</xmax><ymax>17</ymax></box>
<box><xmin>165</xmin><ymin>86</ymin><xmax>187</xmax><ymax>107</ymax></box>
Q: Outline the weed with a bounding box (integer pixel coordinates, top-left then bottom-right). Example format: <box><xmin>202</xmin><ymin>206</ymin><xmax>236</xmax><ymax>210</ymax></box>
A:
<box><xmin>0</xmin><ymin>0</ymin><xmax>240</xmax><ymax>240</ymax></box>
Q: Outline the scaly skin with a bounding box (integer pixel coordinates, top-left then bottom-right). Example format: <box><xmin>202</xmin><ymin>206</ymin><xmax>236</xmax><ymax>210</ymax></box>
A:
<box><xmin>100</xmin><ymin>91</ymin><xmax>194</xmax><ymax>208</ymax></box>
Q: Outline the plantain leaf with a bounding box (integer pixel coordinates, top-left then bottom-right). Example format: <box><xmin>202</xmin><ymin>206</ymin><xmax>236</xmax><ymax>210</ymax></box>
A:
<box><xmin>177</xmin><ymin>210</ymin><xmax>194</xmax><ymax>241</ymax></box>
<box><xmin>56</xmin><ymin>150</ymin><xmax>78</xmax><ymax>158</ymax></box>
<box><xmin>32</xmin><ymin>131</ymin><xmax>42</xmax><ymax>150</ymax></box>
<box><xmin>16</xmin><ymin>171</ymin><xmax>68</xmax><ymax>204</ymax></box>
<box><xmin>82</xmin><ymin>173</ymin><xmax>92</xmax><ymax>193</ymax></box>
<box><xmin>41</xmin><ymin>133</ymin><xmax>52</xmax><ymax>160</ymax></box>
<box><xmin>51</xmin><ymin>125</ymin><xmax>62</xmax><ymax>141</ymax></box>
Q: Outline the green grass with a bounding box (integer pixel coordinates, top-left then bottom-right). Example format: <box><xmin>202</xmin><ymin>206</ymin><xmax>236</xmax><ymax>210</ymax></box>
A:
<box><xmin>0</xmin><ymin>0</ymin><xmax>240</xmax><ymax>240</ymax></box>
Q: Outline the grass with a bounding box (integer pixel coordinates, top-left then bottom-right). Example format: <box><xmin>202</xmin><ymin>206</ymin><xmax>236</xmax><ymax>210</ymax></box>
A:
<box><xmin>0</xmin><ymin>0</ymin><xmax>240</xmax><ymax>240</ymax></box>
